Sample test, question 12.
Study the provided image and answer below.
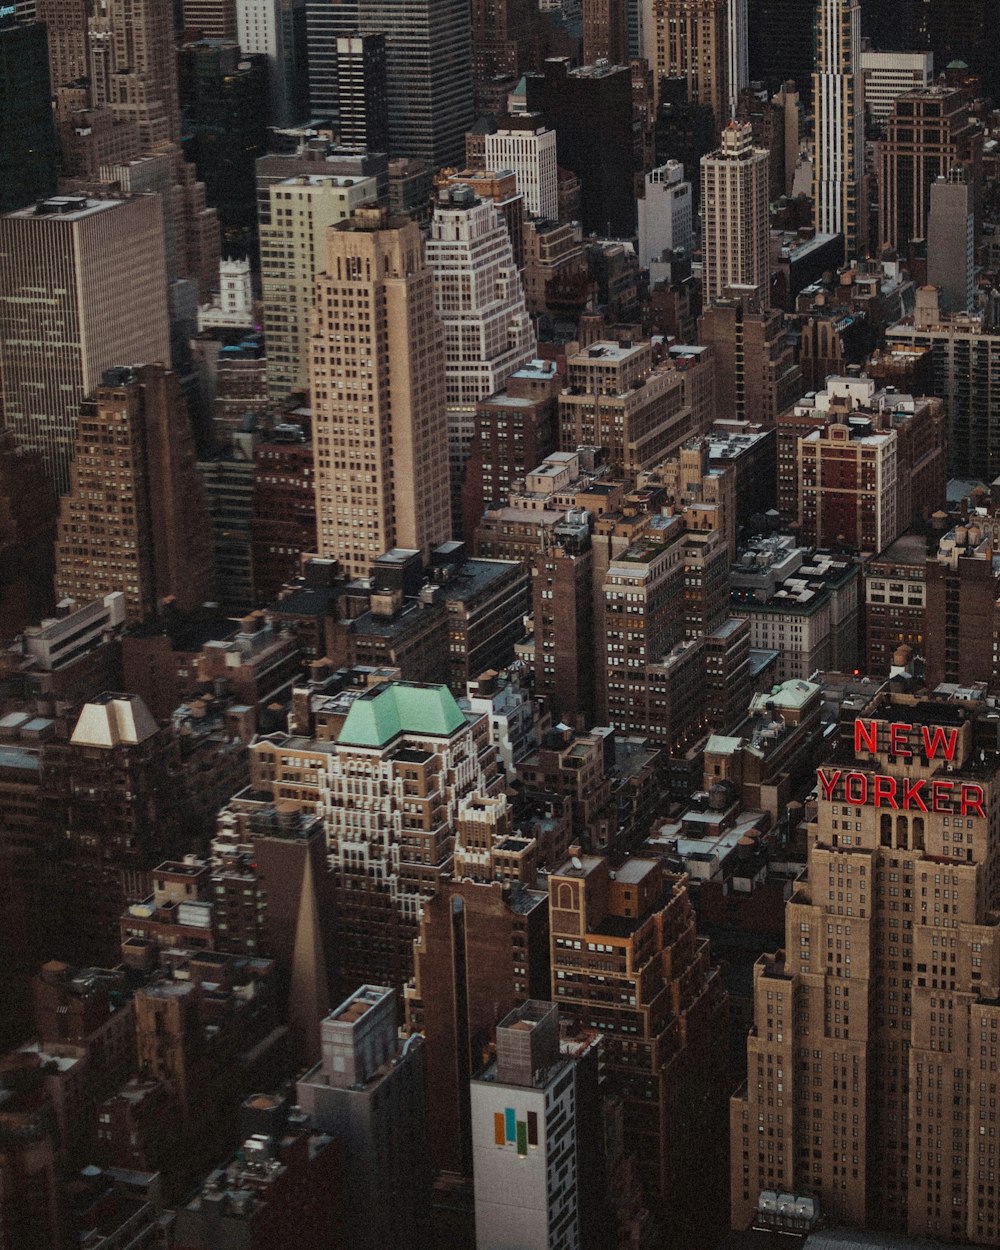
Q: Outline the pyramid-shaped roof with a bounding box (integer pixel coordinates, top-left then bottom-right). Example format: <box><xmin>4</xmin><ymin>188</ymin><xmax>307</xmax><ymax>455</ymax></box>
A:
<box><xmin>338</xmin><ymin>681</ymin><xmax>465</xmax><ymax>748</ymax></box>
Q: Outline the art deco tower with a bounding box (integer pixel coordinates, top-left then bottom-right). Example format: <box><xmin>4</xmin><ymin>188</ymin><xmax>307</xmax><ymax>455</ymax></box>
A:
<box><xmin>700</xmin><ymin>121</ymin><xmax>770</xmax><ymax>306</ymax></box>
<box><xmin>311</xmin><ymin>207</ymin><xmax>451</xmax><ymax>579</ymax></box>
<box><xmin>732</xmin><ymin>692</ymin><xmax>1000</xmax><ymax>1242</ymax></box>
<box><xmin>813</xmin><ymin>0</ymin><xmax>864</xmax><ymax>259</ymax></box>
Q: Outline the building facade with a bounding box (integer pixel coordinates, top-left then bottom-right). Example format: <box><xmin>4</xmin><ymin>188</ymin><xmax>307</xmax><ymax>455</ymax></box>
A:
<box><xmin>700</xmin><ymin>121</ymin><xmax>770</xmax><ymax>306</ymax></box>
<box><xmin>310</xmin><ymin>209</ymin><xmax>451</xmax><ymax>577</ymax></box>
<box><xmin>813</xmin><ymin>0</ymin><xmax>864</xmax><ymax>259</ymax></box>
<box><xmin>0</xmin><ymin>195</ymin><xmax>170</xmax><ymax>493</ymax></box>
<box><xmin>731</xmin><ymin>693</ymin><xmax>1000</xmax><ymax>1243</ymax></box>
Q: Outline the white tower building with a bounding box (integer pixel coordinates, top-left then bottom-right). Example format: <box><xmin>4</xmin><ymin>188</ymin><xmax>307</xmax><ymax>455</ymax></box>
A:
<box><xmin>426</xmin><ymin>184</ymin><xmax>535</xmax><ymax>530</ymax></box>
<box><xmin>638</xmin><ymin>160</ymin><xmax>693</xmax><ymax>281</ymax></box>
<box><xmin>260</xmin><ymin>172</ymin><xmax>377</xmax><ymax>399</ymax></box>
<box><xmin>813</xmin><ymin>0</ymin><xmax>864</xmax><ymax>259</ymax></box>
<box><xmin>484</xmin><ymin>120</ymin><xmax>559</xmax><ymax>220</ymax></box>
<box><xmin>700</xmin><ymin>122</ymin><xmax>770</xmax><ymax>306</ymax></box>
<box><xmin>471</xmin><ymin>1001</ymin><xmax>581</xmax><ymax>1250</ymax></box>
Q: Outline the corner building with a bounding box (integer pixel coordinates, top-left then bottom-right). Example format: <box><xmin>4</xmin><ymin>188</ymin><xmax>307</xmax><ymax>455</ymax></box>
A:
<box><xmin>731</xmin><ymin>692</ymin><xmax>1000</xmax><ymax>1243</ymax></box>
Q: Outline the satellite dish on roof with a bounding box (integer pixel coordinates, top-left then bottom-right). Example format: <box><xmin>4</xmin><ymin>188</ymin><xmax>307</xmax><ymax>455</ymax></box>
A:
<box><xmin>571</xmin><ymin>856</ymin><xmax>583</xmax><ymax>870</ymax></box>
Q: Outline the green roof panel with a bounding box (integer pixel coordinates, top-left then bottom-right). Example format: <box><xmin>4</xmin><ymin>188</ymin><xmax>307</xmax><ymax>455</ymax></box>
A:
<box><xmin>338</xmin><ymin>682</ymin><xmax>466</xmax><ymax>747</ymax></box>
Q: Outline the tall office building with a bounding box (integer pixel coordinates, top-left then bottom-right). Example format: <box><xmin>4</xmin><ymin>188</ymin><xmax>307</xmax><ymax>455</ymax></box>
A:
<box><xmin>54</xmin><ymin>364</ymin><xmax>214</xmax><ymax>624</ymax></box>
<box><xmin>304</xmin><ymin>0</ymin><xmax>358</xmax><ymax>118</ymax></box>
<box><xmin>927</xmin><ymin>172</ymin><xmax>975</xmax><ymax>314</ymax></box>
<box><xmin>471</xmin><ymin>1001</ymin><xmax>583</xmax><ymax>1250</ymax></box>
<box><xmin>311</xmin><ymin>208</ymin><xmax>451</xmax><ymax>577</ymax></box>
<box><xmin>813</xmin><ymin>0</ymin><xmax>865</xmax><ymax>260</ymax></box>
<box><xmin>877</xmin><ymin>86</ymin><xmax>982</xmax><ymax>257</ymax></box>
<box><xmin>643</xmin><ymin>0</ymin><xmax>730</xmax><ymax>120</ymax></box>
<box><xmin>747</xmin><ymin>0</ymin><xmax>813</xmax><ymax>104</ymax></box>
<box><xmin>83</xmin><ymin>0</ymin><xmax>181</xmax><ymax>148</ymax></box>
<box><xmin>524</xmin><ymin>59</ymin><xmax>638</xmax><ymax>237</ymax></box>
<box><xmin>471</xmin><ymin>0</ymin><xmax>536</xmax><ymax>88</ymax></box>
<box><xmin>484</xmin><ymin>119</ymin><xmax>559</xmax><ymax>220</ymax></box>
<box><xmin>860</xmin><ymin>49</ymin><xmax>933</xmax><ymax>128</ymax></box>
<box><xmin>182</xmin><ymin>0</ymin><xmax>237</xmax><ymax>36</ymax></box>
<box><xmin>426</xmin><ymin>185</ymin><xmax>535</xmax><ymax>534</ymax></box>
<box><xmin>725</xmin><ymin>0</ymin><xmax>748</xmax><ymax>117</ymax></box>
<box><xmin>306</xmin><ymin>0</ymin><xmax>473</xmax><ymax>166</ymax></box>
<box><xmin>260</xmin><ymin>171</ymin><xmax>378</xmax><ymax>399</ymax></box>
<box><xmin>549</xmin><ymin>853</ymin><xmax>730</xmax><ymax>1239</ymax></box>
<box><xmin>335</xmin><ymin>33</ymin><xmax>388</xmax><ymax>152</ymax></box>
<box><xmin>886</xmin><ymin>286</ymin><xmax>1000</xmax><ymax>480</ymax></box>
<box><xmin>297</xmin><ymin>986</ymin><xmax>431</xmax><ymax>1250</ymax></box>
<box><xmin>700</xmin><ymin>121</ymin><xmax>770</xmax><ymax>305</ymax></box>
<box><xmin>236</xmin><ymin>0</ymin><xmax>308</xmax><ymax>126</ymax></box>
<box><xmin>731</xmin><ymin>693</ymin><xmax>1000</xmax><ymax>1243</ymax></box>
<box><xmin>0</xmin><ymin>195</ymin><xmax>171</xmax><ymax>493</ymax></box>
<box><xmin>583</xmin><ymin>0</ymin><xmax>628</xmax><ymax>64</ymax></box>
<box><xmin>639</xmin><ymin>161</ymin><xmax>693</xmax><ymax>280</ymax></box>
<box><xmin>407</xmin><ymin>875</ymin><xmax>550</xmax><ymax>1177</ymax></box>
<box><xmin>0</xmin><ymin>17</ymin><xmax>58</xmax><ymax>212</ymax></box>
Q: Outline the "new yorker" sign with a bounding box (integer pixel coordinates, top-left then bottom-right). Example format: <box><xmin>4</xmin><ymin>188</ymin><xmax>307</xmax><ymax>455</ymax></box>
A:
<box><xmin>815</xmin><ymin>718</ymin><xmax>986</xmax><ymax>819</ymax></box>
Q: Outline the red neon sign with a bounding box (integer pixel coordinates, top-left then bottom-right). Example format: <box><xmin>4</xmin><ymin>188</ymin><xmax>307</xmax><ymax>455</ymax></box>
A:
<box><xmin>816</xmin><ymin>767</ymin><xmax>985</xmax><ymax>818</ymax></box>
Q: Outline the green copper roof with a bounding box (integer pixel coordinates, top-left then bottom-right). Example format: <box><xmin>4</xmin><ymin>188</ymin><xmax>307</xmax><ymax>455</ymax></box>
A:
<box><xmin>338</xmin><ymin>682</ymin><xmax>466</xmax><ymax>747</ymax></box>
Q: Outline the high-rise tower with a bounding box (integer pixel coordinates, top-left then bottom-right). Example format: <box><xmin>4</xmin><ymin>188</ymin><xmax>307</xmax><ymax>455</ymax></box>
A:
<box><xmin>643</xmin><ymin>0</ymin><xmax>731</xmax><ymax>120</ymax></box>
<box><xmin>426</xmin><ymin>185</ymin><xmax>535</xmax><ymax>535</ymax></box>
<box><xmin>311</xmin><ymin>207</ymin><xmax>451</xmax><ymax>578</ymax></box>
<box><xmin>54</xmin><ymin>364</ymin><xmax>214</xmax><ymax>623</ymax></box>
<box><xmin>700</xmin><ymin>120</ymin><xmax>770</xmax><ymax>305</ymax></box>
<box><xmin>260</xmin><ymin>171</ymin><xmax>378</xmax><ymax>399</ymax></box>
<box><xmin>0</xmin><ymin>194</ymin><xmax>171</xmax><ymax>493</ymax></box>
<box><xmin>813</xmin><ymin>0</ymin><xmax>865</xmax><ymax>260</ymax></box>
<box><xmin>731</xmin><ymin>692</ymin><xmax>1000</xmax><ymax>1241</ymax></box>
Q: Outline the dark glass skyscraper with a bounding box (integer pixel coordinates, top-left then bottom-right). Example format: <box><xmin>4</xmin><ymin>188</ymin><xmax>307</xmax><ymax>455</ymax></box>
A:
<box><xmin>0</xmin><ymin>18</ymin><xmax>58</xmax><ymax>212</ymax></box>
<box><xmin>306</xmin><ymin>0</ymin><xmax>473</xmax><ymax>166</ymax></box>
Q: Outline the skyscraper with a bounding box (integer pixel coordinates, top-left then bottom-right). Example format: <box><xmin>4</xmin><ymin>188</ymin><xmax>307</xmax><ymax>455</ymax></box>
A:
<box><xmin>306</xmin><ymin>0</ymin><xmax>473</xmax><ymax>166</ymax></box>
<box><xmin>643</xmin><ymin>0</ymin><xmax>731</xmax><ymax>119</ymax></box>
<box><xmin>54</xmin><ymin>364</ymin><xmax>214</xmax><ymax>624</ymax></box>
<box><xmin>311</xmin><ymin>208</ymin><xmax>451</xmax><ymax>576</ymax></box>
<box><xmin>426</xmin><ymin>185</ymin><xmax>535</xmax><ymax>534</ymax></box>
<box><xmin>260</xmin><ymin>171</ymin><xmax>379</xmax><ymax>399</ymax></box>
<box><xmin>407</xmin><ymin>875</ymin><xmax>550</xmax><ymax>1177</ymax></box>
<box><xmin>726</xmin><ymin>0</ymin><xmax>749</xmax><ymax>117</ymax></box>
<box><xmin>927</xmin><ymin>172</ymin><xmax>975</xmax><ymax>314</ymax></box>
<box><xmin>483</xmin><ymin>119</ymin><xmax>559</xmax><ymax>220</ymax></box>
<box><xmin>700</xmin><ymin>121</ymin><xmax>770</xmax><ymax>305</ymax></box>
<box><xmin>0</xmin><ymin>17</ymin><xmax>58</xmax><ymax>212</ymax></box>
<box><xmin>297</xmin><ymin>986</ymin><xmax>431</xmax><ymax>1250</ymax></box>
<box><xmin>304</xmin><ymin>0</ymin><xmax>359</xmax><ymax>118</ymax></box>
<box><xmin>731</xmin><ymin>693</ymin><xmax>1000</xmax><ymax>1242</ymax></box>
<box><xmin>549</xmin><ymin>853</ymin><xmax>730</xmax><ymax>1239</ymax></box>
<box><xmin>877</xmin><ymin>86</ymin><xmax>982</xmax><ymax>258</ymax></box>
<box><xmin>471</xmin><ymin>1001</ymin><xmax>583</xmax><ymax>1250</ymax></box>
<box><xmin>236</xmin><ymin>0</ymin><xmax>308</xmax><ymax>126</ymax></box>
<box><xmin>813</xmin><ymin>0</ymin><xmax>864</xmax><ymax>259</ymax></box>
<box><xmin>0</xmin><ymin>195</ymin><xmax>171</xmax><ymax>493</ymax></box>
<box><xmin>583</xmin><ymin>0</ymin><xmax>628</xmax><ymax>64</ymax></box>
<box><xmin>335</xmin><ymin>33</ymin><xmax>389</xmax><ymax>152</ymax></box>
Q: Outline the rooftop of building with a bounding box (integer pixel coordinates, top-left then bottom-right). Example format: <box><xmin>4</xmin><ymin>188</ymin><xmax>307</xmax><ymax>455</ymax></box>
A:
<box><xmin>70</xmin><ymin>693</ymin><xmax>158</xmax><ymax>749</ymax></box>
<box><xmin>326</xmin><ymin>983</ymin><xmax>391</xmax><ymax>1026</ymax></box>
<box><xmin>6</xmin><ymin>195</ymin><xmax>124</xmax><ymax>221</ymax></box>
<box><xmin>870</xmin><ymin>531</ymin><xmax>929</xmax><ymax>566</ymax></box>
<box><xmin>337</xmin><ymin>681</ymin><xmax>466</xmax><ymax>748</ymax></box>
